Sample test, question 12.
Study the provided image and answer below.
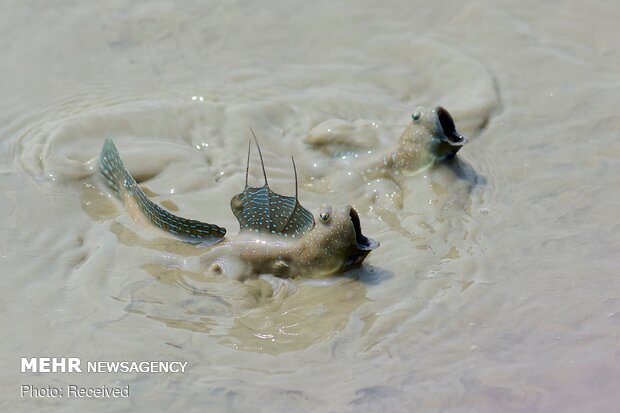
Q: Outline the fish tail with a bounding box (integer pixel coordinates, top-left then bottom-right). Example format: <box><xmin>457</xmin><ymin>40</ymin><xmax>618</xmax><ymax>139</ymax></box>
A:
<box><xmin>98</xmin><ymin>138</ymin><xmax>226</xmax><ymax>244</ymax></box>
<box><xmin>99</xmin><ymin>138</ymin><xmax>126</xmax><ymax>196</ymax></box>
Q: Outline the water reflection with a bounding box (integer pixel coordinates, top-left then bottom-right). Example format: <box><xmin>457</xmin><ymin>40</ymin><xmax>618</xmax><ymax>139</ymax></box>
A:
<box><xmin>347</xmin><ymin>265</ymin><xmax>394</xmax><ymax>286</ymax></box>
<box><xmin>221</xmin><ymin>279</ymin><xmax>368</xmax><ymax>354</ymax></box>
<box><xmin>444</xmin><ymin>157</ymin><xmax>487</xmax><ymax>188</ymax></box>
<box><xmin>127</xmin><ymin>263</ymin><xmax>369</xmax><ymax>354</ymax></box>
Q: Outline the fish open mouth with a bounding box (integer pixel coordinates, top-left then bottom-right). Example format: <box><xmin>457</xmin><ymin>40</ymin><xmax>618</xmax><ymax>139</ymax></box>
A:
<box><xmin>345</xmin><ymin>207</ymin><xmax>379</xmax><ymax>268</ymax></box>
<box><xmin>350</xmin><ymin>208</ymin><xmax>378</xmax><ymax>251</ymax></box>
<box><xmin>437</xmin><ymin>106</ymin><xmax>468</xmax><ymax>146</ymax></box>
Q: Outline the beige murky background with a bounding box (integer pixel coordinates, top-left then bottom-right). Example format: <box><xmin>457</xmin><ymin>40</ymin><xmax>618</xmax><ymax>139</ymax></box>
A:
<box><xmin>1</xmin><ymin>1</ymin><xmax>619</xmax><ymax>412</ymax></box>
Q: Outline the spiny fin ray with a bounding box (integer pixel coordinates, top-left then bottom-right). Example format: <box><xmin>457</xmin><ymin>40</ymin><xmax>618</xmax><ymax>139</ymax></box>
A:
<box><xmin>230</xmin><ymin>133</ymin><xmax>315</xmax><ymax>237</ymax></box>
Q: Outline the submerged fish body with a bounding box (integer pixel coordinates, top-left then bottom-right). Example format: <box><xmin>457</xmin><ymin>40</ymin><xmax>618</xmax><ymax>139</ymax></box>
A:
<box><xmin>98</xmin><ymin>137</ymin><xmax>378</xmax><ymax>279</ymax></box>
<box><xmin>305</xmin><ymin>106</ymin><xmax>468</xmax><ymax>180</ymax></box>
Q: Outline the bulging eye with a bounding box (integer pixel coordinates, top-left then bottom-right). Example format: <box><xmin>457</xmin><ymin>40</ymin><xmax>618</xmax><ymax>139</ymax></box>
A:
<box><xmin>412</xmin><ymin>111</ymin><xmax>422</xmax><ymax>122</ymax></box>
<box><xmin>319</xmin><ymin>211</ymin><xmax>330</xmax><ymax>221</ymax></box>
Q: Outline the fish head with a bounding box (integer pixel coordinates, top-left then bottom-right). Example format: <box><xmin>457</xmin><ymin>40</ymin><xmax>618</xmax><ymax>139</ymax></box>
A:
<box><xmin>306</xmin><ymin>204</ymin><xmax>379</xmax><ymax>272</ymax></box>
<box><xmin>404</xmin><ymin>106</ymin><xmax>468</xmax><ymax>161</ymax></box>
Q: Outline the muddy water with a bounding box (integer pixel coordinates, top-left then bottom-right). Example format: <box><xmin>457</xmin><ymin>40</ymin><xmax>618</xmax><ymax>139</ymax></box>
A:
<box><xmin>2</xmin><ymin>1</ymin><xmax>619</xmax><ymax>412</ymax></box>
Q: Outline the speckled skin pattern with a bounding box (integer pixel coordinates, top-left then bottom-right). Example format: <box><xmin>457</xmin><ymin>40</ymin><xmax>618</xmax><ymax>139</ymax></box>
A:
<box><xmin>201</xmin><ymin>205</ymin><xmax>375</xmax><ymax>280</ymax></box>
<box><xmin>361</xmin><ymin>106</ymin><xmax>468</xmax><ymax>179</ymax></box>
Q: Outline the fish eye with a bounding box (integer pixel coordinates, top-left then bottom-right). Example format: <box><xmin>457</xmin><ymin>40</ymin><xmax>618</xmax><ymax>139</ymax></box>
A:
<box><xmin>319</xmin><ymin>211</ymin><xmax>330</xmax><ymax>221</ymax></box>
<box><xmin>412</xmin><ymin>111</ymin><xmax>422</xmax><ymax>122</ymax></box>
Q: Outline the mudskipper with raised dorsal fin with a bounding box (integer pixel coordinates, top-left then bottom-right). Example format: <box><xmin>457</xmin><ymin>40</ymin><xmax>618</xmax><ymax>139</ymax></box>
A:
<box><xmin>99</xmin><ymin>133</ymin><xmax>379</xmax><ymax>280</ymax></box>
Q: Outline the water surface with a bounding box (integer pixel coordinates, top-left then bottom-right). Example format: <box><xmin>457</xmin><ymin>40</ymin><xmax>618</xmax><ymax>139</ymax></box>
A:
<box><xmin>1</xmin><ymin>1</ymin><xmax>619</xmax><ymax>412</ymax></box>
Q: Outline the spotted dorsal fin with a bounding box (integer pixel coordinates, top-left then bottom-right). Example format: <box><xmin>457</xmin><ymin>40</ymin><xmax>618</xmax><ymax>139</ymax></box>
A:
<box><xmin>230</xmin><ymin>132</ymin><xmax>315</xmax><ymax>238</ymax></box>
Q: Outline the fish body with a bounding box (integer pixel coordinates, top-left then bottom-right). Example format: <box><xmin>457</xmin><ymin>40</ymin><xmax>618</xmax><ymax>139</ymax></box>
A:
<box><xmin>201</xmin><ymin>204</ymin><xmax>376</xmax><ymax>279</ymax></box>
<box><xmin>362</xmin><ymin>106</ymin><xmax>468</xmax><ymax>179</ymax></box>
<box><xmin>99</xmin><ymin>137</ymin><xmax>378</xmax><ymax>279</ymax></box>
